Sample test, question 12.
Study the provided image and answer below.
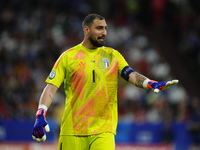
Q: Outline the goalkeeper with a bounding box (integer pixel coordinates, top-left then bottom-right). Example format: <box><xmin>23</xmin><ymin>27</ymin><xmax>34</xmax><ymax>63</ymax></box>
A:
<box><xmin>32</xmin><ymin>13</ymin><xmax>178</xmax><ymax>150</ymax></box>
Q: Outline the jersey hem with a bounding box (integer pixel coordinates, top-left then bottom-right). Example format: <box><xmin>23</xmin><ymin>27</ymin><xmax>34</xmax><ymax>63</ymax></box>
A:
<box><xmin>60</xmin><ymin>131</ymin><xmax>116</xmax><ymax>136</ymax></box>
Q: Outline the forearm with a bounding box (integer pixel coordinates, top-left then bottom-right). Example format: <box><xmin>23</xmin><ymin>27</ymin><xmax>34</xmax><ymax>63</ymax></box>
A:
<box><xmin>128</xmin><ymin>71</ymin><xmax>148</xmax><ymax>88</ymax></box>
<box><xmin>38</xmin><ymin>83</ymin><xmax>58</xmax><ymax>110</ymax></box>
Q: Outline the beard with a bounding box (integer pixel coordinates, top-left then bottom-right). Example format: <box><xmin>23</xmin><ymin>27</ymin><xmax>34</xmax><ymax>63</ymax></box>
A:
<box><xmin>88</xmin><ymin>35</ymin><xmax>105</xmax><ymax>48</ymax></box>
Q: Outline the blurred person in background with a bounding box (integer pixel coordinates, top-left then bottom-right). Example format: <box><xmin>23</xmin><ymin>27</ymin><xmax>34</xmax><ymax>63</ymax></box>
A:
<box><xmin>32</xmin><ymin>13</ymin><xmax>178</xmax><ymax>150</ymax></box>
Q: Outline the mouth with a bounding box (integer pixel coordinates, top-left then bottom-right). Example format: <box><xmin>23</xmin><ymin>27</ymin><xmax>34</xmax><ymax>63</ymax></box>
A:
<box><xmin>98</xmin><ymin>36</ymin><xmax>105</xmax><ymax>42</ymax></box>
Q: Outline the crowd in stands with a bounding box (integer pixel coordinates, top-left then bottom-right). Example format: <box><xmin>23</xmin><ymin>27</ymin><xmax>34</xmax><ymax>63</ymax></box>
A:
<box><xmin>0</xmin><ymin>0</ymin><xmax>200</xmax><ymax>145</ymax></box>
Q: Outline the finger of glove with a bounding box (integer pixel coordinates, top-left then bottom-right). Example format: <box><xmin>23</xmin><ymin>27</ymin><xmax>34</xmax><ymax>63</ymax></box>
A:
<box><xmin>163</xmin><ymin>80</ymin><xmax>179</xmax><ymax>90</ymax></box>
<box><xmin>36</xmin><ymin>138</ymin><xmax>42</xmax><ymax>142</ymax></box>
<box><xmin>45</xmin><ymin>124</ymin><xmax>50</xmax><ymax>132</ymax></box>
<box><xmin>166</xmin><ymin>80</ymin><xmax>178</xmax><ymax>86</ymax></box>
<box><xmin>41</xmin><ymin>134</ymin><xmax>46</xmax><ymax>142</ymax></box>
<box><xmin>32</xmin><ymin>130</ymin><xmax>38</xmax><ymax>138</ymax></box>
<box><xmin>32</xmin><ymin>135</ymin><xmax>36</xmax><ymax>140</ymax></box>
<box><xmin>154</xmin><ymin>89</ymin><xmax>160</xmax><ymax>93</ymax></box>
<box><xmin>32</xmin><ymin>135</ymin><xmax>42</xmax><ymax>142</ymax></box>
<box><xmin>33</xmin><ymin>126</ymin><xmax>44</xmax><ymax>138</ymax></box>
<box><xmin>36</xmin><ymin>130</ymin><xmax>43</xmax><ymax>138</ymax></box>
<box><xmin>32</xmin><ymin>131</ymin><xmax>44</xmax><ymax>142</ymax></box>
<box><xmin>171</xmin><ymin>79</ymin><xmax>179</xmax><ymax>85</ymax></box>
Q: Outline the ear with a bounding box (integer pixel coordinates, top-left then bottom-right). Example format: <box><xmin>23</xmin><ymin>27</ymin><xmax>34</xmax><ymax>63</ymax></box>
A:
<box><xmin>83</xmin><ymin>26</ymin><xmax>90</xmax><ymax>35</ymax></box>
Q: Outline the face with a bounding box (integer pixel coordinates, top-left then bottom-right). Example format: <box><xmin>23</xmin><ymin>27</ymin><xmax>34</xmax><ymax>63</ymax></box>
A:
<box><xmin>86</xmin><ymin>19</ymin><xmax>107</xmax><ymax>48</ymax></box>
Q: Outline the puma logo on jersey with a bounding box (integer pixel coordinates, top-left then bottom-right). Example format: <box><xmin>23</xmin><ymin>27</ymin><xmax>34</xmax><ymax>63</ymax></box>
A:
<box><xmin>77</xmin><ymin>61</ymin><xmax>85</xmax><ymax>68</ymax></box>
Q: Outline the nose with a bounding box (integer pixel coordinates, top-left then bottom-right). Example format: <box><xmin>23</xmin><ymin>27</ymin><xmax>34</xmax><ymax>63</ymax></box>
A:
<box><xmin>102</xmin><ymin>28</ymin><xmax>107</xmax><ymax>36</ymax></box>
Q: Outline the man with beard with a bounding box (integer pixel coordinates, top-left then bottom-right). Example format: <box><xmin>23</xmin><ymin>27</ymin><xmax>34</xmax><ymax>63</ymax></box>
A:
<box><xmin>32</xmin><ymin>14</ymin><xmax>178</xmax><ymax>150</ymax></box>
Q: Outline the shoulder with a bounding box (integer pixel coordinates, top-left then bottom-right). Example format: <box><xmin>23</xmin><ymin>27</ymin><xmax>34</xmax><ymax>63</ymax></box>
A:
<box><xmin>102</xmin><ymin>46</ymin><xmax>122</xmax><ymax>57</ymax></box>
<box><xmin>61</xmin><ymin>44</ymin><xmax>81</xmax><ymax>57</ymax></box>
<box><xmin>102</xmin><ymin>46</ymin><xmax>118</xmax><ymax>53</ymax></box>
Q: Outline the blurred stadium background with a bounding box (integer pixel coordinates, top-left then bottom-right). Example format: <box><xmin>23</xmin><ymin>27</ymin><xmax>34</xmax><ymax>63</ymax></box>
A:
<box><xmin>0</xmin><ymin>0</ymin><xmax>200</xmax><ymax>150</ymax></box>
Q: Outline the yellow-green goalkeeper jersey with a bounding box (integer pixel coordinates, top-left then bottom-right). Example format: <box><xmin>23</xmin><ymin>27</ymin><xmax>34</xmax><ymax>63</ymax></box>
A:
<box><xmin>46</xmin><ymin>43</ymin><xmax>129</xmax><ymax>136</ymax></box>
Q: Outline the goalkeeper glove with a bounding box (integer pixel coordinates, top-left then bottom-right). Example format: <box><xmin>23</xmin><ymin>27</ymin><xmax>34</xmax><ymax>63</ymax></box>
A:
<box><xmin>32</xmin><ymin>108</ymin><xmax>50</xmax><ymax>142</ymax></box>
<box><xmin>144</xmin><ymin>79</ymin><xmax>179</xmax><ymax>93</ymax></box>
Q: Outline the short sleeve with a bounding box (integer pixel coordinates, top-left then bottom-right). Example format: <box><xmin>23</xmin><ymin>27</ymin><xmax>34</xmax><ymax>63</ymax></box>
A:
<box><xmin>113</xmin><ymin>50</ymin><xmax>129</xmax><ymax>76</ymax></box>
<box><xmin>46</xmin><ymin>51</ymin><xmax>67</xmax><ymax>88</ymax></box>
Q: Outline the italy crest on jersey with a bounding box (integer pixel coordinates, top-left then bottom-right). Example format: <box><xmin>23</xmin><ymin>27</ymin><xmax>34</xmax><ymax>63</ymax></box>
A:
<box><xmin>103</xmin><ymin>59</ymin><xmax>110</xmax><ymax>68</ymax></box>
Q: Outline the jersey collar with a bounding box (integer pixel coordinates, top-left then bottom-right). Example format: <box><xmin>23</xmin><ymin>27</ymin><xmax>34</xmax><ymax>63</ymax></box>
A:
<box><xmin>80</xmin><ymin>43</ymin><xmax>102</xmax><ymax>53</ymax></box>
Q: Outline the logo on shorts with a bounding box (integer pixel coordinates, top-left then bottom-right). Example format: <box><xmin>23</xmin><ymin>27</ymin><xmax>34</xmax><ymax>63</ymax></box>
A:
<box><xmin>49</xmin><ymin>70</ymin><xmax>56</xmax><ymax>79</ymax></box>
<box><xmin>103</xmin><ymin>59</ymin><xmax>110</xmax><ymax>68</ymax></box>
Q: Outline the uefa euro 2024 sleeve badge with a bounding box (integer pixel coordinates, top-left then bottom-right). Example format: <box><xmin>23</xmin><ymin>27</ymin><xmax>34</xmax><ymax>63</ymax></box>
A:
<box><xmin>103</xmin><ymin>59</ymin><xmax>110</xmax><ymax>68</ymax></box>
<box><xmin>49</xmin><ymin>70</ymin><xmax>56</xmax><ymax>79</ymax></box>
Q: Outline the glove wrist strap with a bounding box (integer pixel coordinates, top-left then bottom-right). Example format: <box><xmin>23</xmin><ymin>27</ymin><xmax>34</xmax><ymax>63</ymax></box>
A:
<box><xmin>143</xmin><ymin>79</ymin><xmax>150</xmax><ymax>89</ymax></box>
<box><xmin>36</xmin><ymin>108</ymin><xmax>47</xmax><ymax>118</ymax></box>
<box><xmin>143</xmin><ymin>79</ymin><xmax>158</xmax><ymax>89</ymax></box>
<box><xmin>38</xmin><ymin>104</ymin><xmax>47</xmax><ymax>111</ymax></box>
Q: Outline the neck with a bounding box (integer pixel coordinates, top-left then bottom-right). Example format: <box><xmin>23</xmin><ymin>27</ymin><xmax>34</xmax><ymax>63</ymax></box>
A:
<box><xmin>82</xmin><ymin>38</ymin><xmax>97</xmax><ymax>49</ymax></box>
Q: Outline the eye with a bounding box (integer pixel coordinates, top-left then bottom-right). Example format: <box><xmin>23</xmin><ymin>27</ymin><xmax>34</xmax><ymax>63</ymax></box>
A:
<box><xmin>97</xmin><ymin>26</ymin><xmax>103</xmax><ymax>30</ymax></box>
<box><xmin>96</xmin><ymin>26</ymin><xmax>107</xmax><ymax>31</ymax></box>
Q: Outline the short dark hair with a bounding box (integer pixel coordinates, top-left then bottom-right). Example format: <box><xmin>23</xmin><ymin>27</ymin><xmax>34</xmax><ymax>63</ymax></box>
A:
<box><xmin>82</xmin><ymin>14</ymin><xmax>105</xmax><ymax>29</ymax></box>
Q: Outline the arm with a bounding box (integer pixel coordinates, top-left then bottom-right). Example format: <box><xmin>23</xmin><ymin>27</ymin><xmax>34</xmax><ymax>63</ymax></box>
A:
<box><xmin>128</xmin><ymin>71</ymin><xmax>148</xmax><ymax>88</ymax></box>
<box><xmin>38</xmin><ymin>83</ymin><xmax>58</xmax><ymax>110</ymax></box>
<box><xmin>32</xmin><ymin>83</ymin><xmax>58</xmax><ymax>142</ymax></box>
